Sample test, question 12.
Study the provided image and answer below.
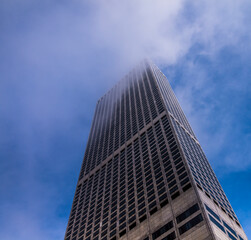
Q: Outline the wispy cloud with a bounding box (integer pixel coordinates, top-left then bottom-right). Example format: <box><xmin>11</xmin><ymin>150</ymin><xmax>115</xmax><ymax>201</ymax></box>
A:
<box><xmin>2</xmin><ymin>0</ymin><xmax>250</xmax><ymax>75</ymax></box>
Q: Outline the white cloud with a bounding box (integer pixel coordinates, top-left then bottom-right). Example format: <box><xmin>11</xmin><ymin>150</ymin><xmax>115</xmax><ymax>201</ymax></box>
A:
<box><xmin>3</xmin><ymin>0</ymin><xmax>250</xmax><ymax>82</ymax></box>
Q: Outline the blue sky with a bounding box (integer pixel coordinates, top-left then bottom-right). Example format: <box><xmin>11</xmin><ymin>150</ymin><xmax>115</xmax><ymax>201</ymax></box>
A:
<box><xmin>0</xmin><ymin>0</ymin><xmax>251</xmax><ymax>239</ymax></box>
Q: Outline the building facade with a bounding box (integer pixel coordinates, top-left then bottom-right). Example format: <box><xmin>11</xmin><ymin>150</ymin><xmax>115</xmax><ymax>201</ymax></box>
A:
<box><xmin>65</xmin><ymin>61</ymin><xmax>248</xmax><ymax>240</ymax></box>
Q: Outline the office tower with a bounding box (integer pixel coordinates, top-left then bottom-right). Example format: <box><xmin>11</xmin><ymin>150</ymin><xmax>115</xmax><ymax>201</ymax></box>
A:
<box><xmin>65</xmin><ymin>60</ymin><xmax>248</xmax><ymax>240</ymax></box>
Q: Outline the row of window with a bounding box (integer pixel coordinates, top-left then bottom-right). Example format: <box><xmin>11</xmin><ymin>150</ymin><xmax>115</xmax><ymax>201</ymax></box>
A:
<box><xmin>151</xmin><ymin>203</ymin><xmax>203</xmax><ymax>240</ymax></box>
<box><xmin>171</xmin><ymin>116</ymin><xmax>238</xmax><ymax>223</ymax></box>
<box><xmin>205</xmin><ymin>204</ymin><xmax>245</xmax><ymax>240</ymax></box>
<box><xmin>151</xmin><ymin>62</ymin><xmax>241</xmax><ymax>228</ymax></box>
<box><xmin>150</xmin><ymin>63</ymin><xmax>195</xmax><ymax>138</ymax></box>
<box><xmin>161</xmin><ymin>116</ymin><xmax>191</xmax><ymax>196</ymax></box>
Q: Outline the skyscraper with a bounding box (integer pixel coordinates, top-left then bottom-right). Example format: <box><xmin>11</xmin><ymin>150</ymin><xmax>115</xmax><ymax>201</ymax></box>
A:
<box><xmin>65</xmin><ymin>60</ymin><xmax>247</xmax><ymax>240</ymax></box>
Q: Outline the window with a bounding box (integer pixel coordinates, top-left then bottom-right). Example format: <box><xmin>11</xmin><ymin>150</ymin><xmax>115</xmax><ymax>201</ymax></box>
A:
<box><xmin>168</xmin><ymin>180</ymin><xmax>176</xmax><ymax>189</ymax></box>
<box><xmin>148</xmin><ymin>195</ymin><xmax>155</xmax><ymax>203</ymax></box>
<box><xmin>167</xmin><ymin>174</ymin><xmax>175</xmax><ymax>182</ymax></box>
<box><xmin>177</xmin><ymin>167</ymin><xmax>185</xmax><ymax>175</ymax></box>
<box><xmin>139</xmin><ymin>215</ymin><xmax>147</xmax><ymax>222</ymax></box>
<box><xmin>182</xmin><ymin>183</ymin><xmax>191</xmax><ymax>192</ymax></box>
<box><xmin>170</xmin><ymin>186</ymin><xmax>178</xmax><ymax>195</ymax></box>
<box><xmin>150</xmin><ymin>207</ymin><xmax>158</xmax><ymax>215</ymax></box>
<box><xmin>239</xmin><ymin>235</ymin><xmax>244</xmax><ymax>240</ymax></box>
<box><xmin>180</xmin><ymin>177</ymin><xmax>189</xmax><ymax>186</ymax></box>
<box><xmin>158</xmin><ymin>187</ymin><xmax>166</xmax><ymax>196</ymax></box>
<box><xmin>152</xmin><ymin>220</ymin><xmax>173</xmax><ymax>240</ymax></box>
<box><xmin>179</xmin><ymin>214</ymin><xmax>203</xmax><ymax>235</ymax></box>
<box><xmin>176</xmin><ymin>204</ymin><xmax>199</xmax><ymax>224</ymax></box>
<box><xmin>129</xmin><ymin>209</ymin><xmax>135</xmax><ymax>217</ymax></box>
<box><xmin>110</xmin><ymin>223</ymin><xmax>117</xmax><ymax>231</ymax></box>
<box><xmin>119</xmin><ymin>229</ymin><xmax>126</xmax><ymax>237</ymax></box>
<box><xmin>138</xmin><ymin>202</ymin><xmax>146</xmax><ymax>213</ymax></box>
<box><xmin>223</xmin><ymin>221</ymin><xmax>237</xmax><ymax>237</ymax></box>
<box><xmin>204</xmin><ymin>204</ymin><xmax>221</xmax><ymax>222</ymax></box>
<box><xmin>129</xmin><ymin>222</ymin><xmax>136</xmax><ymax>230</ymax></box>
<box><xmin>138</xmin><ymin>202</ymin><xmax>145</xmax><ymax>210</ymax></box>
<box><xmin>138</xmin><ymin>196</ymin><xmax>145</xmax><ymax>204</ymax></box>
<box><xmin>161</xmin><ymin>231</ymin><xmax>176</xmax><ymax>240</ymax></box>
<box><xmin>110</xmin><ymin>229</ymin><xmax>116</xmax><ymax>237</ymax></box>
<box><xmin>208</xmin><ymin>215</ymin><xmax>225</xmax><ymax>233</ymax></box>
<box><xmin>227</xmin><ymin>232</ymin><xmax>238</xmax><ymax>240</ymax></box>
